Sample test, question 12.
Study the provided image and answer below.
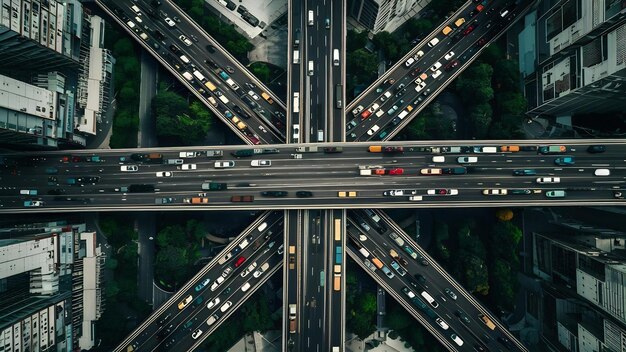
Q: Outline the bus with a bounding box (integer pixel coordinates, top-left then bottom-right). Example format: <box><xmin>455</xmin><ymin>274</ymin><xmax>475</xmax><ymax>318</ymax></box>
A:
<box><xmin>335</xmin><ymin>84</ymin><xmax>343</xmax><ymax>109</ymax></box>
<box><xmin>320</xmin><ymin>270</ymin><xmax>325</xmax><ymax>287</ymax></box>
<box><xmin>334</xmin><ymin>219</ymin><xmax>341</xmax><ymax>241</ymax></box>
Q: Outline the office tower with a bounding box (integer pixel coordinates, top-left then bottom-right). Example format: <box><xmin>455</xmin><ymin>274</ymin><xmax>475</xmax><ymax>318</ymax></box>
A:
<box><xmin>519</xmin><ymin>0</ymin><xmax>626</xmax><ymax>117</ymax></box>
<box><xmin>525</xmin><ymin>208</ymin><xmax>626</xmax><ymax>351</ymax></box>
<box><xmin>349</xmin><ymin>0</ymin><xmax>428</xmax><ymax>34</ymax></box>
<box><xmin>0</xmin><ymin>221</ymin><xmax>105</xmax><ymax>350</ymax></box>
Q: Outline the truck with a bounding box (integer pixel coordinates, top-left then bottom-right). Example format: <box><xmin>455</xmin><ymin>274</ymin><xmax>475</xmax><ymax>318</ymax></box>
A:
<box><xmin>323</xmin><ymin>147</ymin><xmax>343</xmax><ymax>153</ymax></box>
<box><xmin>202</xmin><ymin>182</ymin><xmax>227</xmax><ymax>191</ymax></box>
<box><xmin>231</xmin><ymin>148</ymin><xmax>280</xmax><ymax>157</ymax></box>
<box><xmin>368</xmin><ymin>145</ymin><xmax>404</xmax><ymax>153</ymax></box>
<box><xmin>166</xmin><ymin>159</ymin><xmax>184</xmax><ymax>165</ymax></box>
<box><xmin>24</xmin><ymin>200</ymin><xmax>43</xmax><ymax>207</ymax></box>
<box><xmin>206</xmin><ymin>150</ymin><xmax>223</xmax><ymax>158</ymax></box>
<box><xmin>218</xmin><ymin>71</ymin><xmax>239</xmax><ymax>91</ymax></box>
<box><xmin>155</xmin><ymin>197</ymin><xmax>174</xmax><ymax>204</ymax></box>
<box><xmin>289</xmin><ymin>304</ymin><xmax>297</xmax><ymax>333</ymax></box>
<box><xmin>231</xmin><ymin>195</ymin><xmax>254</xmax><ymax>202</ymax></box>
<box><xmin>430</xmin><ymin>146</ymin><xmax>462</xmax><ymax>153</ymax></box>
<box><xmin>289</xmin><ymin>246</ymin><xmax>296</xmax><ymax>269</ymax></box>
<box><xmin>295</xmin><ymin>146</ymin><xmax>319</xmax><ymax>153</ymax></box>
<box><xmin>20</xmin><ymin>189</ymin><xmax>38</xmax><ymax>195</ymax></box>
<box><xmin>333</xmin><ymin>273</ymin><xmax>341</xmax><ymax>291</ymax></box>
<box><xmin>538</xmin><ymin>145</ymin><xmax>567</xmax><ymax>154</ymax></box>
<box><xmin>183</xmin><ymin>197</ymin><xmax>209</xmax><ymax>204</ymax></box>
<box><xmin>335</xmin><ymin>246</ymin><xmax>342</xmax><ymax>264</ymax></box>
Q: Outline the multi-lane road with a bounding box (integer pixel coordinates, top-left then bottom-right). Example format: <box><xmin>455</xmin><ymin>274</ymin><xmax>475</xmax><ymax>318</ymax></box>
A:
<box><xmin>116</xmin><ymin>211</ymin><xmax>284</xmax><ymax>351</ymax></box>
<box><xmin>347</xmin><ymin>209</ymin><xmax>524</xmax><ymax>351</ymax></box>
<box><xmin>345</xmin><ymin>0</ymin><xmax>536</xmax><ymax>141</ymax></box>
<box><xmin>98</xmin><ymin>0</ymin><xmax>288</xmax><ymax>144</ymax></box>
<box><xmin>1</xmin><ymin>141</ymin><xmax>624</xmax><ymax>212</ymax></box>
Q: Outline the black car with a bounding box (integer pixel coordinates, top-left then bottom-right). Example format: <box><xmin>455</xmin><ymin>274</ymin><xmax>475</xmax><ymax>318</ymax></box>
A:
<box><xmin>261</xmin><ymin>191</ymin><xmax>288</xmax><ymax>197</ymax></box>
<box><xmin>232</xmin><ymin>105</ymin><xmax>251</xmax><ymax>119</ymax></box>
<box><xmin>77</xmin><ymin>176</ymin><xmax>100</xmax><ymax>184</ymax></box>
<box><xmin>47</xmin><ymin>188</ymin><xmax>65</xmax><ymax>195</ymax></box>
<box><xmin>204</xmin><ymin>59</ymin><xmax>219</xmax><ymax>69</ymax></box>
<box><xmin>241</xmin><ymin>95</ymin><xmax>258</xmax><ymax>109</ymax></box>
<box><xmin>154</xmin><ymin>29</ymin><xmax>165</xmax><ymax>40</ymax></box>
<box><xmin>413</xmin><ymin>274</ymin><xmax>428</xmax><ymax>288</ymax></box>
<box><xmin>206</xmin><ymin>45</ymin><xmax>216</xmax><ymax>53</ymax></box>
<box><xmin>442</xmin><ymin>167</ymin><xmax>467</xmax><ymax>175</ymax></box>
<box><xmin>455</xmin><ymin>310</ymin><xmax>471</xmax><ymax>324</ymax></box>
<box><xmin>296</xmin><ymin>191</ymin><xmax>313</xmax><ymax>198</ymax></box>
<box><xmin>587</xmin><ymin>145</ymin><xmax>606</xmax><ymax>153</ymax></box>
<box><xmin>169</xmin><ymin>44</ymin><xmax>180</xmax><ymax>54</ymax></box>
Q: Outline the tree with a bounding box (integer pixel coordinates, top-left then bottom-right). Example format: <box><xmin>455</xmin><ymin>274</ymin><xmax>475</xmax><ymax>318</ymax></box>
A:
<box><xmin>468</xmin><ymin>103</ymin><xmax>493</xmax><ymax>139</ymax></box>
<box><xmin>153</xmin><ymin>90</ymin><xmax>212</xmax><ymax>144</ymax></box>
<box><xmin>496</xmin><ymin>209</ymin><xmax>514</xmax><ymax>221</ymax></box>
<box><xmin>346</xmin><ymin>30</ymin><xmax>369</xmax><ymax>52</ymax></box>
<box><xmin>155</xmin><ymin>246</ymin><xmax>188</xmax><ymax>285</ymax></box>
<box><xmin>348</xmin><ymin>49</ymin><xmax>379</xmax><ymax>80</ymax></box>
<box><xmin>490</xmin><ymin>259</ymin><xmax>517</xmax><ymax>310</ymax></box>
<box><xmin>493</xmin><ymin>60</ymin><xmax>521</xmax><ymax>92</ymax></box>
<box><xmin>250</xmin><ymin>62</ymin><xmax>271</xmax><ymax>83</ymax></box>
<box><xmin>373</xmin><ymin>32</ymin><xmax>399</xmax><ymax>60</ymax></box>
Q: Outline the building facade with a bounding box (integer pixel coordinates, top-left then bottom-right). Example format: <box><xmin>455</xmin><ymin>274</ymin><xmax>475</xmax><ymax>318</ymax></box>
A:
<box><xmin>348</xmin><ymin>0</ymin><xmax>431</xmax><ymax>34</ymax></box>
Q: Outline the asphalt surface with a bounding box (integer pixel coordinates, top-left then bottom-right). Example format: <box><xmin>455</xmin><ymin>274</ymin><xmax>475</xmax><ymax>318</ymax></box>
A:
<box><xmin>99</xmin><ymin>0</ymin><xmax>288</xmax><ymax>144</ymax></box>
<box><xmin>345</xmin><ymin>0</ymin><xmax>536</xmax><ymax>142</ymax></box>
<box><xmin>346</xmin><ymin>209</ymin><xmax>525</xmax><ymax>352</ymax></box>
<box><xmin>116</xmin><ymin>211</ymin><xmax>284</xmax><ymax>352</ymax></box>
<box><xmin>1</xmin><ymin>141</ymin><xmax>624</xmax><ymax>212</ymax></box>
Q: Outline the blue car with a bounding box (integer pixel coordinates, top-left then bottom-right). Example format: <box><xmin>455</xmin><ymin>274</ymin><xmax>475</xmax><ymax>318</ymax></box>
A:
<box><xmin>512</xmin><ymin>169</ymin><xmax>536</xmax><ymax>176</ymax></box>
<box><xmin>195</xmin><ymin>278</ymin><xmax>211</xmax><ymax>292</ymax></box>
<box><xmin>554</xmin><ymin>156</ymin><xmax>575</xmax><ymax>166</ymax></box>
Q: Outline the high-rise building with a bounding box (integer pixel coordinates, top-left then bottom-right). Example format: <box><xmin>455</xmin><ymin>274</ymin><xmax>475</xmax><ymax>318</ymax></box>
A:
<box><xmin>0</xmin><ymin>221</ymin><xmax>105</xmax><ymax>351</ymax></box>
<box><xmin>519</xmin><ymin>0</ymin><xmax>626</xmax><ymax>117</ymax></box>
<box><xmin>524</xmin><ymin>208</ymin><xmax>626</xmax><ymax>351</ymax></box>
<box><xmin>348</xmin><ymin>0</ymin><xmax>430</xmax><ymax>34</ymax></box>
<box><xmin>0</xmin><ymin>0</ymin><xmax>113</xmax><ymax>148</ymax></box>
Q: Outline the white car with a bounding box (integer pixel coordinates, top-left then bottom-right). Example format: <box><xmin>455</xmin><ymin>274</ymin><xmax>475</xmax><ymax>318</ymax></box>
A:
<box><xmin>181</xmin><ymin>164</ymin><xmax>197</xmax><ymax>170</ymax></box>
<box><xmin>432</xmin><ymin>156</ymin><xmax>445</xmax><ymax>163</ymax></box>
<box><xmin>206</xmin><ymin>297</ymin><xmax>220</xmax><ymax>309</ymax></box>
<box><xmin>126</xmin><ymin>21</ymin><xmax>136</xmax><ymax>29</ymax></box>
<box><xmin>367</xmin><ymin>125</ymin><xmax>380</xmax><ymax>136</ymax></box>
<box><xmin>241</xmin><ymin>282</ymin><xmax>251</xmax><ymax>292</ymax></box>
<box><xmin>430</xmin><ymin>62</ymin><xmax>442</xmax><ymax>72</ymax></box>
<box><xmin>251</xmin><ymin>160</ymin><xmax>271</xmax><ymax>167</ymax></box>
<box><xmin>210</xmin><ymin>276</ymin><xmax>224</xmax><ymax>291</ymax></box>
<box><xmin>405</xmin><ymin>57</ymin><xmax>415</xmax><ymax>67</ymax></box>
<box><xmin>214</xmin><ymin>161</ymin><xmax>235</xmax><ymax>168</ymax></box>
<box><xmin>179</xmin><ymin>35</ymin><xmax>192</xmax><ymax>46</ymax></box>
<box><xmin>134</xmin><ymin>16</ymin><xmax>143</xmax><ymax>24</ymax></box>
<box><xmin>536</xmin><ymin>177</ymin><xmax>560</xmax><ymax>184</ymax></box>
<box><xmin>247</xmin><ymin>91</ymin><xmax>260</xmax><ymax>101</ymax></box>
<box><xmin>241</xmin><ymin>262</ymin><xmax>257</xmax><ymax>277</ymax></box>
<box><xmin>192</xmin><ymin>329</ymin><xmax>203</xmax><ymax>339</ymax></box>
<box><xmin>258</xmin><ymin>222</ymin><xmax>268</xmax><ymax>232</ymax></box>
<box><xmin>292</xmin><ymin>124</ymin><xmax>300</xmax><ymax>140</ymax></box>
<box><xmin>482</xmin><ymin>189</ymin><xmax>508</xmax><ymax>195</ymax></box>
<box><xmin>415</xmin><ymin>81</ymin><xmax>427</xmax><ymax>92</ymax></box>
<box><xmin>352</xmin><ymin>105</ymin><xmax>364</xmax><ymax>116</ymax></box>
<box><xmin>457</xmin><ymin>156</ymin><xmax>478</xmax><ymax>163</ymax></box>
<box><xmin>431</xmin><ymin>70</ymin><xmax>442</xmax><ymax>79</ymax></box>
<box><xmin>594</xmin><ymin>168</ymin><xmax>610</xmax><ymax>176</ymax></box>
<box><xmin>414</xmin><ymin>50</ymin><xmax>424</xmax><ymax>59</ymax></box>
<box><xmin>444</xmin><ymin>51</ymin><xmax>455</xmax><ymax>60</ymax></box>
<box><xmin>156</xmin><ymin>171</ymin><xmax>173</xmax><ymax>177</ymax></box>
<box><xmin>436</xmin><ymin>318</ymin><xmax>449</xmax><ymax>330</ymax></box>
<box><xmin>451</xmin><ymin>334</ymin><xmax>464</xmax><ymax>346</ymax></box>
<box><xmin>179</xmin><ymin>151</ymin><xmax>197</xmax><ymax>157</ymax></box>
<box><xmin>427</xmin><ymin>189</ymin><xmax>459</xmax><ymax>196</ymax></box>
<box><xmin>165</xmin><ymin>17</ymin><xmax>176</xmax><ymax>27</ymax></box>
<box><xmin>208</xmin><ymin>96</ymin><xmax>218</xmax><ymax>106</ymax></box>
<box><xmin>220</xmin><ymin>301</ymin><xmax>232</xmax><ymax>312</ymax></box>
<box><xmin>253</xmin><ymin>262</ymin><xmax>270</xmax><ymax>278</ymax></box>
<box><xmin>120</xmin><ymin>165</ymin><xmax>138</xmax><ymax>172</ymax></box>
<box><xmin>206</xmin><ymin>314</ymin><xmax>218</xmax><ymax>326</ymax></box>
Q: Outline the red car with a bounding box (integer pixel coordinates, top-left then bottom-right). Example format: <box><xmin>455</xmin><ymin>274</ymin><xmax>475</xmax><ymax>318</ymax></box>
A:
<box><xmin>463</xmin><ymin>25</ymin><xmax>476</xmax><ymax>36</ymax></box>
<box><xmin>60</xmin><ymin>156</ymin><xmax>70</xmax><ymax>163</ymax></box>
<box><xmin>410</xmin><ymin>68</ymin><xmax>422</xmax><ymax>77</ymax></box>
<box><xmin>71</xmin><ymin>156</ymin><xmax>83</xmax><ymax>162</ymax></box>
<box><xmin>248</xmin><ymin>135</ymin><xmax>260</xmax><ymax>145</ymax></box>
<box><xmin>234</xmin><ymin>256</ymin><xmax>246</xmax><ymax>267</ymax></box>
<box><xmin>444</xmin><ymin>60</ymin><xmax>459</xmax><ymax>71</ymax></box>
<box><xmin>361</xmin><ymin>110</ymin><xmax>372</xmax><ymax>120</ymax></box>
<box><xmin>388</xmin><ymin>168</ymin><xmax>404</xmax><ymax>175</ymax></box>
